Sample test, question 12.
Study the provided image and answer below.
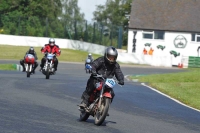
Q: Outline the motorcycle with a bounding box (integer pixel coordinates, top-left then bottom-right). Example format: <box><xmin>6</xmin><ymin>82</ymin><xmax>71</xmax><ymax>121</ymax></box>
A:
<box><xmin>42</xmin><ymin>53</ymin><xmax>55</xmax><ymax>79</ymax></box>
<box><xmin>85</xmin><ymin>58</ymin><xmax>92</xmax><ymax>73</ymax></box>
<box><xmin>79</xmin><ymin>74</ymin><xmax>118</xmax><ymax>126</ymax></box>
<box><xmin>24</xmin><ymin>54</ymin><xmax>35</xmax><ymax>78</ymax></box>
<box><xmin>85</xmin><ymin>63</ymin><xmax>92</xmax><ymax>74</ymax></box>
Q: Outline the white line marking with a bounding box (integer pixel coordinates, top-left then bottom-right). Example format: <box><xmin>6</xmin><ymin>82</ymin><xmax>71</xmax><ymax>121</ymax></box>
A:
<box><xmin>141</xmin><ymin>83</ymin><xmax>200</xmax><ymax>113</ymax></box>
<box><xmin>125</xmin><ymin>75</ymin><xmax>130</xmax><ymax>81</ymax></box>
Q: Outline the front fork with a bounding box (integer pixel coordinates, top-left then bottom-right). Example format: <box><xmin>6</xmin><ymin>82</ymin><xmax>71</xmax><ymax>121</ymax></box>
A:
<box><xmin>44</xmin><ymin>60</ymin><xmax>53</xmax><ymax>71</ymax></box>
<box><xmin>98</xmin><ymin>84</ymin><xmax>105</xmax><ymax>108</ymax></box>
<box><xmin>25</xmin><ymin>64</ymin><xmax>32</xmax><ymax>72</ymax></box>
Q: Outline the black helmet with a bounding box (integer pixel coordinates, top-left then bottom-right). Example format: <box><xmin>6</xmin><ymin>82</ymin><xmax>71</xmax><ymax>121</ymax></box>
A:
<box><xmin>104</xmin><ymin>46</ymin><xmax>118</xmax><ymax>64</ymax></box>
<box><xmin>49</xmin><ymin>38</ymin><xmax>55</xmax><ymax>46</ymax></box>
<box><xmin>29</xmin><ymin>47</ymin><xmax>34</xmax><ymax>54</ymax></box>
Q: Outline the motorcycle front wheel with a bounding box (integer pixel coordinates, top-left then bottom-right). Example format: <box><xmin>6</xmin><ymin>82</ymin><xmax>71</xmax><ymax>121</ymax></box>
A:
<box><xmin>46</xmin><ymin>65</ymin><xmax>50</xmax><ymax>79</ymax></box>
<box><xmin>27</xmin><ymin>65</ymin><xmax>31</xmax><ymax>78</ymax></box>
<box><xmin>94</xmin><ymin>97</ymin><xmax>111</xmax><ymax>126</ymax></box>
<box><xmin>79</xmin><ymin>109</ymin><xmax>90</xmax><ymax>121</ymax></box>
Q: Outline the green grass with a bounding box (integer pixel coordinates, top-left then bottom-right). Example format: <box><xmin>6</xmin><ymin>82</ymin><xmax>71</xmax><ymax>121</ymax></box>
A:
<box><xmin>0</xmin><ymin>64</ymin><xmax>16</xmax><ymax>70</ymax></box>
<box><xmin>122</xmin><ymin>45</ymin><xmax>127</xmax><ymax>50</ymax></box>
<box><xmin>0</xmin><ymin>45</ymin><xmax>101</xmax><ymax>62</ymax></box>
<box><xmin>129</xmin><ymin>68</ymin><xmax>200</xmax><ymax>110</ymax></box>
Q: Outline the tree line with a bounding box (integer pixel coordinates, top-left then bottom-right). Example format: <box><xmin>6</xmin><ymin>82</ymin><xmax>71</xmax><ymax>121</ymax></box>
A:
<box><xmin>0</xmin><ymin>0</ymin><xmax>132</xmax><ymax>47</ymax></box>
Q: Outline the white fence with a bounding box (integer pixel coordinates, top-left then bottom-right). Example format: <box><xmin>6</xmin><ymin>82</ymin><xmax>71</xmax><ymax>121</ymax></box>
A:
<box><xmin>0</xmin><ymin>34</ymin><xmax>179</xmax><ymax>67</ymax></box>
<box><xmin>0</xmin><ymin>34</ymin><xmax>106</xmax><ymax>55</ymax></box>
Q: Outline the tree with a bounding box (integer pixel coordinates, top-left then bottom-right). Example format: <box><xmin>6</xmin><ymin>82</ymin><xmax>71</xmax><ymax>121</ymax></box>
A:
<box><xmin>61</xmin><ymin>0</ymin><xmax>85</xmax><ymax>40</ymax></box>
<box><xmin>0</xmin><ymin>0</ymin><xmax>63</xmax><ymax>36</ymax></box>
<box><xmin>93</xmin><ymin>0</ymin><xmax>132</xmax><ymax>47</ymax></box>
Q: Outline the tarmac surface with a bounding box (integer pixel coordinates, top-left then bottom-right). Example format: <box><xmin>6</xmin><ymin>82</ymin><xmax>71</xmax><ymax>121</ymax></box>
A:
<box><xmin>0</xmin><ymin>60</ymin><xmax>199</xmax><ymax>133</ymax></box>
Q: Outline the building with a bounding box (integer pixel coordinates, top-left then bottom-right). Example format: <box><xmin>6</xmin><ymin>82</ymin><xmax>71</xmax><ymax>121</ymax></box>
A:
<box><xmin>127</xmin><ymin>0</ymin><xmax>200</xmax><ymax>66</ymax></box>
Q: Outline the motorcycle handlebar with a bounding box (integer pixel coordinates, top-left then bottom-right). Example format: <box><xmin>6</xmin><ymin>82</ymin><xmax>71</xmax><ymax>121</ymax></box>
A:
<box><xmin>93</xmin><ymin>74</ymin><xmax>122</xmax><ymax>87</ymax></box>
<box><xmin>44</xmin><ymin>52</ymin><xmax>56</xmax><ymax>56</ymax></box>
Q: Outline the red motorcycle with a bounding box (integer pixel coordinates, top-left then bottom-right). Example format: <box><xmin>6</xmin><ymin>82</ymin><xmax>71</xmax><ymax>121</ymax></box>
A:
<box><xmin>24</xmin><ymin>54</ymin><xmax>35</xmax><ymax>77</ymax></box>
<box><xmin>79</xmin><ymin>75</ymin><xmax>118</xmax><ymax>126</ymax></box>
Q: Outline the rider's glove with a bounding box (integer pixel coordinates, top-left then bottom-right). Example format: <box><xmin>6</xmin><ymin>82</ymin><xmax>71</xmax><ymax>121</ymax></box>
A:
<box><xmin>118</xmin><ymin>81</ymin><xmax>124</xmax><ymax>85</ymax></box>
<box><xmin>91</xmin><ymin>70</ymin><xmax>97</xmax><ymax>76</ymax></box>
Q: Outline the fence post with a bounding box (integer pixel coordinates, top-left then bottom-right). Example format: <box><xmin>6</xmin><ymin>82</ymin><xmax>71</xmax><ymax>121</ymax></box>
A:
<box><xmin>45</xmin><ymin>17</ymin><xmax>48</xmax><ymax>37</ymax></box>
<box><xmin>92</xmin><ymin>22</ymin><xmax>96</xmax><ymax>43</ymax></box>
<box><xmin>18</xmin><ymin>16</ymin><xmax>21</xmax><ymax>35</ymax></box>
<box><xmin>110</xmin><ymin>25</ymin><xmax>113</xmax><ymax>46</ymax></box>
<box><xmin>100</xmin><ymin>23</ymin><xmax>103</xmax><ymax>45</ymax></box>
<box><xmin>74</xmin><ymin>20</ymin><xmax>78</xmax><ymax>40</ymax></box>
<box><xmin>118</xmin><ymin>26</ymin><xmax>123</xmax><ymax>49</ymax></box>
<box><xmin>84</xmin><ymin>20</ymin><xmax>88</xmax><ymax>42</ymax></box>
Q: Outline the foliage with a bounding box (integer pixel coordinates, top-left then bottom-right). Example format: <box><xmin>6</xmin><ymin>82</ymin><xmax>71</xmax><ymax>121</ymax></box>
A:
<box><xmin>93</xmin><ymin>0</ymin><xmax>132</xmax><ymax>46</ymax></box>
<box><xmin>0</xmin><ymin>0</ymin><xmax>131</xmax><ymax>48</ymax></box>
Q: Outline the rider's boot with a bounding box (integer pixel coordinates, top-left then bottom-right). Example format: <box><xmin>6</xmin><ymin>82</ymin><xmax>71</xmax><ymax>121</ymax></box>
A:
<box><xmin>79</xmin><ymin>102</ymin><xmax>88</xmax><ymax>108</ymax></box>
<box><xmin>52</xmin><ymin>67</ymin><xmax>57</xmax><ymax>75</ymax></box>
<box><xmin>39</xmin><ymin>64</ymin><xmax>43</xmax><ymax>71</ymax></box>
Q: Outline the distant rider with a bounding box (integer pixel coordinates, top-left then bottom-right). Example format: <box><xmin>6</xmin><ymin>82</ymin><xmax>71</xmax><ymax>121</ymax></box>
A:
<box><xmin>40</xmin><ymin>38</ymin><xmax>61</xmax><ymax>72</ymax></box>
<box><xmin>85</xmin><ymin>53</ymin><xmax>94</xmax><ymax>66</ymax></box>
<box><xmin>20</xmin><ymin>47</ymin><xmax>38</xmax><ymax>73</ymax></box>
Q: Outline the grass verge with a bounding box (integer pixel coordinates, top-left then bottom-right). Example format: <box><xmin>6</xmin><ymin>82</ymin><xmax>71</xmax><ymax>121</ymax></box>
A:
<box><xmin>0</xmin><ymin>64</ymin><xmax>16</xmax><ymax>70</ymax></box>
<box><xmin>129</xmin><ymin>68</ymin><xmax>200</xmax><ymax>110</ymax></box>
<box><xmin>0</xmin><ymin>45</ymin><xmax>101</xmax><ymax>62</ymax></box>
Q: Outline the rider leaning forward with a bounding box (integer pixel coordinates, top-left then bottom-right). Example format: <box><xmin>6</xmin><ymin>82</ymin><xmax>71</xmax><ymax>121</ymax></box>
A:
<box><xmin>40</xmin><ymin>38</ymin><xmax>61</xmax><ymax>72</ymax></box>
<box><xmin>79</xmin><ymin>46</ymin><xmax>125</xmax><ymax>110</ymax></box>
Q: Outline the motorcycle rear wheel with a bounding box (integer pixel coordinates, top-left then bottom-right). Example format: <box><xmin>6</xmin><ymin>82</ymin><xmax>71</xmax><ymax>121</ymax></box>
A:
<box><xmin>94</xmin><ymin>97</ymin><xmax>110</xmax><ymax>126</ymax></box>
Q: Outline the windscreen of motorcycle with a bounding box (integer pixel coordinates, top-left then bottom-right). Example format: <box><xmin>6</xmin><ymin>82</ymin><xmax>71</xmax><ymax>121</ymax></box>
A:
<box><xmin>105</xmin><ymin>78</ymin><xmax>116</xmax><ymax>88</ymax></box>
<box><xmin>86</xmin><ymin>59</ymin><xmax>91</xmax><ymax>63</ymax></box>
<box><xmin>26</xmin><ymin>54</ymin><xmax>34</xmax><ymax>59</ymax></box>
<box><xmin>47</xmin><ymin>54</ymin><xmax>54</xmax><ymax>60</ymax></box>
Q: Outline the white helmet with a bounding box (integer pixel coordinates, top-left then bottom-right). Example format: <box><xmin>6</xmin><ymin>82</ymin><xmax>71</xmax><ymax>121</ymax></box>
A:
<box><xmin>88</xmin><ymin>53</ymin><xmax>92</xmax><ymax>57</ymax></box>
<box><xmin>49</xmin><ymin>38</ymin><xmax>55</xmax><ymax>46</ymax></box>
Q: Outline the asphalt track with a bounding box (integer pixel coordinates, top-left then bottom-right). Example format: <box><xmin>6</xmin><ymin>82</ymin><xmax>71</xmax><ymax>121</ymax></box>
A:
<box><xmin>0</xmin><ymin>60</ymin><xmax>200</xmax><ymax>133</ymax></box>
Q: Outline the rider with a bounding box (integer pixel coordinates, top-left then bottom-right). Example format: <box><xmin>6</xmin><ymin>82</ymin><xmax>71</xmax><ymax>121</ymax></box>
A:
<box><xmin>79</xmin><ymin>46</ymin><xmax>124</xmax><ymax>109</ymax></box>
<box><xmin>85</xmin><ymin>53</ymin><xmax>94</xmax><ymax>66</ymax></box>
<box><xmin>20</xmin><ymin>47</ymin><xmax>38</xmax><ymax>73</ymax></box>
<box><xmin>40</xmin><ymin>38</ymin><xmax>61</xmax><ymax>72</ymax></box>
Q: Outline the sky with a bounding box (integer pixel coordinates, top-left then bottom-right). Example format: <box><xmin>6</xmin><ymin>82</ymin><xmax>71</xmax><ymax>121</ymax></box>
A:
<box><xmin>78</xmin><ymin>0</ymin><xmax>107</xmax><ymax>21</ymax></box>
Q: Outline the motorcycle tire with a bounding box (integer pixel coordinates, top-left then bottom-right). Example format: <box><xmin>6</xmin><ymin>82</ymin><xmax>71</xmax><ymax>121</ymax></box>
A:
<box><xmin>27</xmin><ymin>65</ymin><xmax>31</xmax><ymax>78</ymax></box>
<box><xmin>94</xmin><ymin>97</ymin><xmax>111</xmax><ymax>126</ymax></box>
<box><xmin>46</xmin><ymin>65</ymin><xmax>50</xmax><ymax>79</ymax></box>
<box><xmin>79</xmin><ymin>109</ymin><xmax>90</xmax><ymax>121</ymax></box>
